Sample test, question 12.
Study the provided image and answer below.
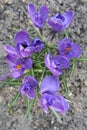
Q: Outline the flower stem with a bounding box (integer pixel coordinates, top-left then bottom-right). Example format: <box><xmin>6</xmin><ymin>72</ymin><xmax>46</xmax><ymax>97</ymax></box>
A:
<box><xmin>51</xmin><ymin>109</ymin><xmax>62</xmax><ymax>123</ymax></box>
<box><xmin>23</xmin><ymin>98</ymin><xmax>36</xmax><ymax>121</ymax></box>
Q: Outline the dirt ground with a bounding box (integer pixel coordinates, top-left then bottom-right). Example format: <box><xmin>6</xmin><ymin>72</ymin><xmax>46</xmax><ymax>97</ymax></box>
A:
<box><xmin>0</xmin><ymin>0</ymin><xmax>87</xmax><ymax>130</ymax></box>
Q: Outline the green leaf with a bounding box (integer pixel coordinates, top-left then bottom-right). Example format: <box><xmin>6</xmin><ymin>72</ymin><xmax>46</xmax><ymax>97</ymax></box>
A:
<box><xmin>70</xmin><ymin>59</ymin><xmax>76</xmax><ymax>76</ymax></box>
<box><xmin>31</xmin><ymin>67</ymin><xmax>35</xmax><ymax>77</ymax></box>
<box><xmin>51</xmin><ymin>109</ymin><xmax>62</xmax><ymax>123</ymax></box>
<box><xmin>7</xmin><ymin>91</ymin><xmax>20</xmax><ymax>112</ymax></box>
<box><xmin>9</xmin><ymin>39</ymin><xmax>14</xmax><ymax>46</ymax></box>
<box><xmin>0</xmin><ymin>78</ymin><xmax>22</xmax><ymax>88</ymax></box>
<box><xmin>76</xmin><ymin>57</ymin><xmax>87</xmax><ymax>61</ymax></box>
<box><xmin>0</xmin><ymin>81</ymin><xmax>21</xmax><ymax>87</ymax></box>
<box><xmin>58</xmin><ymin>32</ymin><xmax>63</xmax><ymax>39</ymax></box>
<box><xmin>37</xmin><ymin>48</ymin><xmax>46</xmax><ymax>59</ymax></box>
<box><xmin>61</xmin><ymin>71</ymin><xmax>69</xmax><ymax>96</ymax></box>
<box><xmin>33</xmin><ymin>26</ymin><xmax>45</xmax><ymax>42</ymax></box>
<box><xmin>23</xmin><ymin>98</ymin><xmax>36</xmax><ymax>121</ymax></box>
<box><xmin>30</xmin><ymin>35</ymin><xmax>34</xmax><ymax>40</ymax></box>
<box><xmin>64</xmin><ymin>30</ymin><xmax>69</xmax><ymax>38</ymax></box>
<box><xmin>40</xmin><ymin>67</ymin><xmax>46</xmax><ymax>81</ymax></box>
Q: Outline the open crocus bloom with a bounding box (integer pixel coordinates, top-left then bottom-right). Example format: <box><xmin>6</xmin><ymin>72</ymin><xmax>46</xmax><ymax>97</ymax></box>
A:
<box><xmin>45</xmin><ymin>53</ymin><xmax>69</xmax><ymax>76</ymax></box>
<box><xmin>14</xmin><ymin>30</ymin><xmax>34</xmax><ymax>58</ymax></box>
<box><xmin>6</xmin><ymin>55</ymin><xmax>32</xmax><ymax>78</ymax></box>
<box><xmin>31</xmin><ymin>38</ymin><xmax>44</xmax><ymax>52</ymax></box>
<box><xmin>40</xmin><ymin>93</ymin><xmax>69</xmax><ymax>114</ymax></box>
<box><xmin>28</xmin><ymin>4</ymin><xmax>49</xmax><ymax>28</ymax></box>
<box><xmin>20</xmin><ymin>76</ymin><xmax>38</xmax><ymax>99</ymax></box>
<box><xmin>48</xmin><ymin>10</ymin><xmax>74</xmax><ymax>32</ymax></box>
<box><xmin>40</xmin><ymin>75</ymin><xmax>60</xmax><ymax>94</ymax></box>
<box><xmin>58</xmin><ymin>38</ymin><xmax>82</xmax><ymax>59</ymax></box>
<box><xmin>40</xmin><ymin>76</ymin><xmax>69</xmax><ymax>114</ymax></box>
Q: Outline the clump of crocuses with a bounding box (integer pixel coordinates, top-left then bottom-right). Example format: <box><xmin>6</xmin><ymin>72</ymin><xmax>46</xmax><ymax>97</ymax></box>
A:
<box><xmin>0</xmin><ymin>3</ymin><xmax>82</xmax><ymax>120</ymax></box>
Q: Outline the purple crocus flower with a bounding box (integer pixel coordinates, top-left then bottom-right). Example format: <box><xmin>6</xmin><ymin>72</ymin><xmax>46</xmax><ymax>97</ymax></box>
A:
<box><xmin>31</xmin><ymin>38</ymin><xmax>44</xmax><ymax>52</ymax></box>
<box><xmin>40</xmin><ymin>75</ymin><xmax>60</xmax><ymax>94</ymax></box>
<box><xmin>45</xmin><ymin>53</ymin><xmax>69</xmax><ymax>76</ymax></box>
<box><xmin>6</xmin><ymin>55</ymin><xmax>32</xmax><ymax>78</ymax></box>
<box><xmin>58</xmin><ymin>38</ymin><xmax>82</xmax><ymax>59</ymax></box>
<box><xmin>40</xmin><ymin>93</ymin><xmax>69</xmax><ymax>114</ymax></box>
<box><xmin>20</xmin><ymin>76</ymin><xmax>38</xmax><ymax>99</ymax></box>
<box><xmin>48</xmin><ymin>10</ymin><xmax>74</xmax><ymax>32</ymax></box>
<box><xmin>14</xmin><ymin>30</ymin><xmax>34</xmax><ymax>58</ymax></box>
<box><xmin>28</xmin><ymin>4</ymin><xmax>49</xmax><ymax>28</ymax></box>
<box><xmin>40</xmin><ymin>76</ymin><xmax>69</xmax><ymax>114</ymax></box>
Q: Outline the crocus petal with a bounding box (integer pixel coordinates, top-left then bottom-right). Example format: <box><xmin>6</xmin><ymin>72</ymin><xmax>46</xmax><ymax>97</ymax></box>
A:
<box><xmin>62</xmin><ymin>10</ymin><xmax>74</xmax><ymax>29</ymax></box>
<box><xmin>32</xmin><ymin>38</ymin><xmax>44</xmax><ymax>52</ymax></box>
<box><xmin>28</xmin><ymin>88</ymin><xmax>36</xmax><ymax>99</ymax></box>
<box><xmin>6</xmin><ymin>55</ymin><xmax>18</xmax><ymax>66</ymax></box>
<box><xmin>40</xmin><ymin>75</ymin><xmax>60</xmax><ymax>94</ymax></box>
<box><xmin>54</xmin><ymin>55</ymin><xmax>70</xmax><ymax>69</ymax></box>
<box><xmin>28</xmin><ymin>4</ymin><xmax>37</xmax><ymax>20</ymax></box>
<box><xmin>40</xmin><ymin>93</ymin><xmax>69</xmax><ymax>114</ymax></box>
<box><xmin>19</xmin><ymin>45</ymin><xmax>34</xmax><ymax>58</ymax></box>
<box><xmin>20</xmin><ymin>83</ymin><xmax>36</xmax><ymax>99</ymax></box>
<box><xmin>40</xmin><ymin>6</ymin><xmax>49</xmax><ymax>22</ymax></box>
<box><xmin>48</xmin><ymin>17</ymin><xmax>63</xmax><ymax>32</ymax></box>
<box><xmin>20</xmin><ymin>84</ymin><xmax>30</xmax><ymax>95</ymax></box>
<box><xmin>5</xmin><ymin>45</ymin><xmax>19</xmax><ymax>58</ymax></box>
<box><xmin>11</xmin><ymin>70</ymin><xmax>23</xmax><ymax>78</ymax></box>
<box><xmin>6</xmin><ymin>55</ymin><xmax>23</xmax><ymax>68</ymax></box>
<box><xmin>58</xmin><ymin>38</ymin><xmax>70</xmax><ymax>51</ymax></box>
<box><xmin>45</xmin><ymin>54</ymin><xmax>62</xmax><ymax>76</ymax></box>
<box><xmin>14</xmin><ymin>30</ymin><xmax>30</xmax><ymax>46</ymax></box>
<box><xmin>22</xmin><ymin>76</ymin><xmax>38</xmax><ymax>88</ymax></box>
<box><xmin>49</xmin><ymin>94</ymin><xmax>69</xmax><ymax>114</ymax></box>
<box><xmin>23</xmin><ymin>58</ymin><xmax>32</xmax><ymax>70</ymax></box>
<box><xmin>33</xmin><ymin>13</ymin><xmax>44</xmax><ymax>28</ymax></box>
<box><xmin>50</xmin><ymin>66</ymin><xmax>62</xmax><ymax>76</ymax></box>
<box><xmin>20</xmin><ymin>76</ymin><xmax>38</xmax><ymax>99</ymax></box>
<box><xmin>70</xmin><ymin>42</ymin><xmax>82</xmax><ymax>58</ymax></box>
<box><xmin>44</xmin><ymin>53</ymin><xmax>51</xmax><ymax>69</ymax></box>
<box><xmin>27</xmin><ymin>88</ymin><xmax>36</xmax><ymax>99</ymax></box>
<box><xmin>40</xmin><ymin>93</ymin><xmax>49</xmax><ymax>113</ymax></box>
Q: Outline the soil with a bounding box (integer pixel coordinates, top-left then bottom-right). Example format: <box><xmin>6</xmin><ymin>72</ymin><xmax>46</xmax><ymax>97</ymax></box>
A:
<box><xmin>0</xmin><ymin>0</ymin><xmax>87</xmax><ymax>130</ymax></box>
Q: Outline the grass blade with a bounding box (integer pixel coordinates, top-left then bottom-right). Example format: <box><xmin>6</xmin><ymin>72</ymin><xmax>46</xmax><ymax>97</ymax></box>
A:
<box><xmin>23</xmin><ymin>98</ymin><xmax>36</xmax><ymax>121</ymax></box>
<box><xmin>51</xmin><ymin>109</ymin><xmax>62</xmax><ymax>123</ymax></box>
<box><xmin>76</xmin><ymin>57</ymin><xmax>87</xmax><ymax>61</ymax></box>
<box><xmin>7</xmin><ymin>91</ymin><xmax>20</xmax><ymax>112</ymax></box>
<box><xmin>70</xmin><ymin>59</ymin><xmax>76</xmax><ymax>76</ymax></box>
<box><xmin>61</xmin><ymin>71</ymin><xmax>68</xmax><ymax>96</ymax></box>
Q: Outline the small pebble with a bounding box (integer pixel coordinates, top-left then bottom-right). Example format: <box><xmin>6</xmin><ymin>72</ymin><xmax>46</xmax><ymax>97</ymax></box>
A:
<box><xmin>84</xmin><ymin>80</ymin><xmax>87</xmax><ymax>86</ymax></box>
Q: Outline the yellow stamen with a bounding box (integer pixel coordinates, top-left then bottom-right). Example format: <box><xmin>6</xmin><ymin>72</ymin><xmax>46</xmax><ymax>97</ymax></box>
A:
<box><xmin>16</xmin><ymin>64</ymin><xmax>22</xmax><ymax>70</ymax></box>
<box><xmin>65</xmin><ymin>47</ymin><xmax>71</xmax><ymax>53</ymax></box>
